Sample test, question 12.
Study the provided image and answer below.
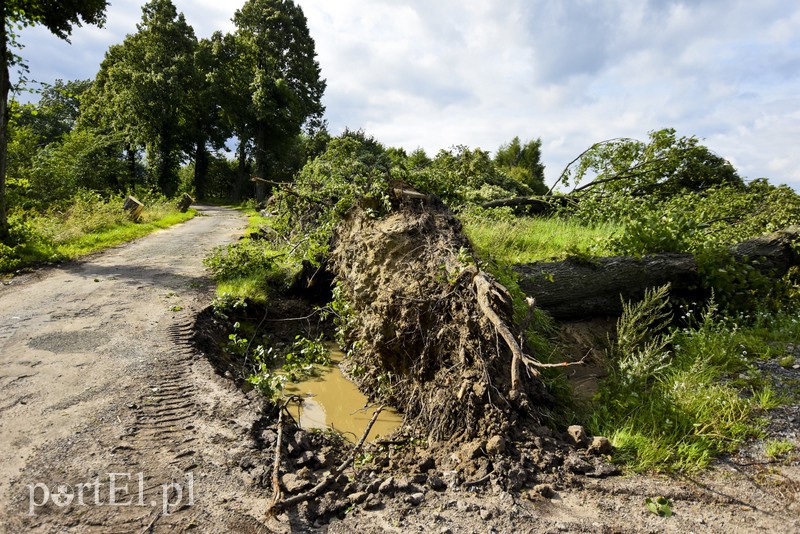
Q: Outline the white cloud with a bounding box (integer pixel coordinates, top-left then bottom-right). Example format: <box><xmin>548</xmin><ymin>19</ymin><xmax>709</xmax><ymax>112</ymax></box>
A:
<box><xmin>13</xmin><ymin>0</ymin><xmax>800</xmax><ymax>189</ymax></box>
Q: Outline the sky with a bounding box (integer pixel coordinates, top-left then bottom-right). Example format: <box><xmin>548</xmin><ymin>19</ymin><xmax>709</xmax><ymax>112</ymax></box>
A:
<box><xmin>15</xmin><ymin>0</ymin><xmax>800</xmax><ymax>190</ymax></box>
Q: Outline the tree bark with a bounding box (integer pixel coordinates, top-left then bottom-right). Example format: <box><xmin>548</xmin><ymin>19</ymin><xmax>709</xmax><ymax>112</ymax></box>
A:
<box><xmin>513</xmin><ymin>226</ymin><xmax>800</xmax><ymax>320</ymax></box>
<box><xmin>126</xmin><ymin>144</ymin><xmax>137</xmax><ymax>191</ymax></box>
<box><xmin>193</xmin><ymin>140</ymin><xmax>209</xmax><ymax>200</ymax></box>
<box><xmin>514</xmin><ymin>253</ymin><xmax>700</xmax><ymax>320</ymax></box>
<box><xmin>233</xmin><ymin>136</ymin><xmax>249</xmax><ymax>201</ymax></box>
<box><xmin>0</xmin><ymin>9</ymin><xmax>11</xmax><ymax>243</ymax></box>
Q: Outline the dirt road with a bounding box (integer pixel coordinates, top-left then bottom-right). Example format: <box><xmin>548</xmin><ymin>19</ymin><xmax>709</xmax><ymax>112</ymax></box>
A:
<box><xmin>1</xmin><ymin>204</ymin><xmax>798</xmax><ymax>533</ymax></box>
<box><xmin>0</xmin><ymin>205</ymin><xmax>275</xmax><ymax>532</ymax></box>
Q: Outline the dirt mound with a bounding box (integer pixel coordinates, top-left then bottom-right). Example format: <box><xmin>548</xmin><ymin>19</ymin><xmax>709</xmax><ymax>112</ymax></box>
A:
<box><xmin>330</xmin><ymin>198</ymin><xmax>553</xmax><ymax>443</ymax></box>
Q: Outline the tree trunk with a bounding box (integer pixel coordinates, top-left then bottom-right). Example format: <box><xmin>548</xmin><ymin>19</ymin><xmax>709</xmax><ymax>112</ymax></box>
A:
<box><xmin>126</xmin><ymin>144</ymin><xmax>137</xmax><ymax>191</ymax></box>
<box><xmin>253</xmin><ymin>123</ymin><xmax>271</xmax><ymax>202</ymax></box>
<box><xmin>513</xmin><ymin>254</ymin><xmax>700</xmax><ymax>320</ymax></box>
<box><xmin>513</xmin><ymin>226</ymin><xmax>800</xmax><ymax>320</ymax></box>
<box><xmin>233</xmin><ymin>136</ymin><xmax>249</xmax><ymax>201</ymax></box>
<box><xmin>193</xmin><ymin>140</ymin><xmax>209</xmax><ymax>200</ymax></box>
<box><xmin>0</xmin><ymin>10</ymin><xmax>11</xmax><ymax>243</ymax></box>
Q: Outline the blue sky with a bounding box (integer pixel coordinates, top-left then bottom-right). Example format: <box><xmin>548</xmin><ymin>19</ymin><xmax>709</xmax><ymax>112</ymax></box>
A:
<box><xmin>16</xmin><ymin>0</ymin><xmax>800</xmax><ymax>190</ymax></box>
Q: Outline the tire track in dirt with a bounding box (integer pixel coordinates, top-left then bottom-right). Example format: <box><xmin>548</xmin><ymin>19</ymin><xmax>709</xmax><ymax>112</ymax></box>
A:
<box><xmin>0</xmin><ymin>205</ymin><xmax>273</xmax><ymax>532</ymax></box>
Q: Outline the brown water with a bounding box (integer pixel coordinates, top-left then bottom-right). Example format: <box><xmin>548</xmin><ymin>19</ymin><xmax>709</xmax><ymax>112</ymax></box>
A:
<box><xmin>284</xmin><ymin>350</ymin><xmax>402</xmax><ymax>442</ymax></box>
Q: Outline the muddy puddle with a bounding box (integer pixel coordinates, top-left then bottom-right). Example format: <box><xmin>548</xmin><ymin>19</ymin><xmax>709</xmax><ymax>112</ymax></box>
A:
<box><xmin>285</xmin><ymin>349</ymin><xmax>402</xmax><ymax>442</ymax></box>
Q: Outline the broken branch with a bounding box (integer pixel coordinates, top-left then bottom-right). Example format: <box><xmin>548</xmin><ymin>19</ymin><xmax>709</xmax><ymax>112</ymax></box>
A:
<box><xmin>267</xmin><ymin>406</ymin><xmax>385</xmax><ymax>515</ymax></box>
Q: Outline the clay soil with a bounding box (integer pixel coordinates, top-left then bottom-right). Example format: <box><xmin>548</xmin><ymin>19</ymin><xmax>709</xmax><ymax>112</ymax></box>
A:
<box><xmin>0</xmin><ymin>204</ymin><xmax>797</xmax><ymax>533</ymax></box>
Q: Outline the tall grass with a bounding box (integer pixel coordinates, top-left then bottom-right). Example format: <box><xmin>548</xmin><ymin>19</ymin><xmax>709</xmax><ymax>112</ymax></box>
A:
<box><xmin>0</xmin><ymin>192</ymin><xmax>195</xmax><ymax>272</ymax></box>
<box><xmin>462</xmin><ymin>214</ymin><xmax>619</xmax><ymax>264</ymax></box>
<box><xmin>589</xmin><ymin>292</ymin><xmax>795</xmax><ymax>472</ymax></box>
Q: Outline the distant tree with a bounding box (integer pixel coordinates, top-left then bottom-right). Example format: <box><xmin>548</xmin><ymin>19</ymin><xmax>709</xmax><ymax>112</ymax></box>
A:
<box><xmin>232</xmin><ymin>0</ymin><xmax>326</xmax><ymax>199</ymax></box>
<box><xmin>494</xmin><ymin>136</ymin><xmax>547</xmax><ymax>194</ymax></box>
<box><xmin>15</xmin><ymin>79</ymin><xmax>92</xmax><ymax>146</ymax></box>
<box><xmin>562</xmin><ymin>128</ymin><xmax>743</xmax><ymax>197</ymax></box>
<box><xmin>1</xmin><ymin>0</ymin><xmax>108</xmax><ymax>241</ymax></box>
<box><xmin>407</xmin><ymin>148</ymin><xmax>432</xmax><ymax>170</ymax></box>
<box><xmin>81</xmin><ymin>0</ymin><xmax>197</xmax><ymax>196</ymax></box>
<box><xmin>187</xmin><ymin>37</ymin><xmax>228</xmax><ymax>200</ymax></box>
<box><xmin>80</xmin><ymin>44</ymin><xmax>141</xmax><ymax>188</ymax></box>
<box><xmin>209</xmin><ymin>31</ymin><xmax>254</xmax><ymax>200</ymax></box>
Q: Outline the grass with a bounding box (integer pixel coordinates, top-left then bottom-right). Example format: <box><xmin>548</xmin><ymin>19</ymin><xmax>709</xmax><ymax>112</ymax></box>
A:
<box><xmin>462</xmin><ymin>214</ymin><xmax>619</xmax><ymax>264</ymax></box>
<box><xmin>55</xmin><ymin>210</ymin><xmax>195</xmax><ymax>258</ymax></box>
<box><xmin>589</xmin><ymin>297</ymin><xmax>798</xmax><ymax>473</ymax></box>
<box><xmin>204</xmin><ymin>203</ymin><xmax>294</xmax><ymax>303</ymax></box>
<box><xmin>0</xmin><ymin>193</ymin><xmax>196</xmax><ymax>273</ymax></box>
<box><xmin>765</xmin><ymin>439</ymin><xmax>797</xmax><ymax>460</ymax></box>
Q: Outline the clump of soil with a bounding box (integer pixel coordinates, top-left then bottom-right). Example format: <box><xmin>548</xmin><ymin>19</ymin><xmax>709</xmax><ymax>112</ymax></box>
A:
<box><xmin>330</xmin><ymin>198</ymin><xmax>553</xmax><ymax>443</ymax></box>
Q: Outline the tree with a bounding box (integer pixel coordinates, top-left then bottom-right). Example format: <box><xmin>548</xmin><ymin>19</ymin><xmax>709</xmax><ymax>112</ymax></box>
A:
<box><xmin>209</xmin><ymin>31</ymin><xmax>253</xmax><ymax>200</ymax></box>
<box><xmin>495</xmin><ymin>136</ymin><xmax>547</xmax><ymax>194</ymax></box>
<box><xmin>1</xmin><ymin>0</ymin><xmax>108</xmax><ymax>242</ymax></box>
<box><xmin>232</xmin><ymin>0</ymin><xmax>326</xmax><ymax>198</ymax></box>
<box><xmin>187</xmin><ymin>36</ymin><xmax>228</xmax><ymax>200</ymax></box>
<box><xmin>81</xmin><ymin>0</ymin><xmax>197</xmax><ymax>196</ymax></box>
<box><xmin>14</xmin><ymin>79</ymin><xmax>91</xmax><ymax>145</ymax></box>
<box><xmin>562</xmin><ymin>128</ymin><xmax>743</xmax><ymax>197</ymax></box>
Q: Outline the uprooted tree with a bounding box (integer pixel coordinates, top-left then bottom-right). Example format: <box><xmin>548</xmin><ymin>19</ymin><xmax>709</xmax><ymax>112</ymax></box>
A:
<box><xmin>331</xmin><ymin>198</ymin><xmax>554</xmax><ymax>442</ymax></box>
<box><xmin>514</xmin><ymin>225</ymin><xmax>800</xmax><ymax>320</ymax></box>
<box><xmin>260</xmin><ymin>134</ymin><xmax>571</xmax><ymax>443</ymax></box>
<box><xmin>211</xmin><ymin>132</ymin><xmax>796</xmax><ymax>456</ymax></box>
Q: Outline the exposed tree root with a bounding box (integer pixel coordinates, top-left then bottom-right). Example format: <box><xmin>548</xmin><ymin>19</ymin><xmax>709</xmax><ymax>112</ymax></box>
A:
<box><xmin>330</xmin><ymin>200</ymin><xmax>555</xmax><ymax>443</ymax></box>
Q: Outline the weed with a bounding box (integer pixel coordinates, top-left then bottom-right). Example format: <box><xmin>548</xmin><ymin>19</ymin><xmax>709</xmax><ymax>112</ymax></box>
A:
<box><xmin>644</xmin><ymin>496</ymin><xmax>673</xmax><ymax>517</ymax></box>
<box><xmin>765</xmin><ymin>439</ymin><xmax>796</xmax><ymax>460</ymax></box>
<box><xmin>589</xmin><ymin>291</ymin><xmax>787</xmax><ymax>472</ymax></box>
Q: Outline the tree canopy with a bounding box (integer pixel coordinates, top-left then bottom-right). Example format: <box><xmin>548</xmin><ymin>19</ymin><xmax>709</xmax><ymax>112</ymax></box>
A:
<box><xmin>562</xmin><ymin>128</ymin><xmax>743</xmax><ymax>198</ymax></box>
<box><xmin>81</xmin><ymin>0</ymin><xmax>197</xmax><ymax>196</ymax></box>
<box><xmin>232</xmin><ymin>0</ymin><xmax>326</xmax><ymax>196</ymax></box>
<box><xmin>1</xmin><ymin>0</ymin><xmax>108</xmax><ymax>241</ymax></box>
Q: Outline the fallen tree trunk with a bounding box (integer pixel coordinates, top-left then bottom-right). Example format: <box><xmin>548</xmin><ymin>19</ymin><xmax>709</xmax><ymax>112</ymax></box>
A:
<box><xmin>514</xmin><ymin>226</ymin><xmax>800</xmax><ymax>320</ymax></box>
<box><xmin>514</xmin><ymin>253</ymin><xmax>700</xmax><ymax>320</ymax></box>
<box><xmin>479</xmin><ymin>195</ymin><xmax>572</xmax><ymax>213</ymax></box>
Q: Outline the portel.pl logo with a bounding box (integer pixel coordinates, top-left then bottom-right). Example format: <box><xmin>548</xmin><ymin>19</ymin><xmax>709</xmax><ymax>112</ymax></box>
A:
<box><xmin>27</xmin><ymin>472</ymin><xmax>194</xmax><ymax>516</ymax></box>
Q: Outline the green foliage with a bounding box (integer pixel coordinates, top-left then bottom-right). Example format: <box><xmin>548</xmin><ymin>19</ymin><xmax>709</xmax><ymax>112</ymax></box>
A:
<box><xmin>80</xmin><ymin>0</ymin><xmax>198</xmax><ymax>196</ymax></box>
<box><xmin>231</xmin><ymin>0</ymin><xmax>326</xmax><ymax>185</ymax></box>
<box><xmin>560</xmin><ymin>128</ymin><xmax>742</xmax><ymax>198</ymax></box>
<box><xmin>402</xmin><ymin>145</ymin><xmax>533</xmax><ymax>206</ymax></box>
<box><xmin>494</xmin><ymin>136</ymin><xmax>547</xmax><ymax>194</ymax></box>
<box><xmin>13</xmin><ymin>79</ymin><xmax>91</xmax><ymax>145</ymax></box>
<box><xmin>204</xmin><ymin>237</ymin><xmax>291</xmax><ymax>303</ymax></box>
<box><xmin>222</xmin><ymin>323</ymin><xmax>331</xmax><ymax>399</ymax></box>
<box><xmin>283</xmin><ymin>334</ymin><xmax>330</xmax><ymax>380</ymax></box>
<box><xmin>644</xmin><ymin>496</ymin><xmax>673</xmax><ymax>517</ymax></box>
<box><xmin>588</xmin><ymin>291</ymin><xmax>796</xmax><ymax>472</ymax></box>
<box><xmin>274</xmin><ymin>133</ymin><xmax>393</xmax><ymax>263</ymax></box>
<box><xmin>0</xmin><ymin>191</ymin><xmax>193</xmax><ymax>272</ymax></box>
<box><xmin>205</xmin><ymin>240</ymin><xmax>278</xmax><ymax>281</ymax></box>
<box><xmin>5</xmin><ymin>1</ymin><xmax>109</xmax><ymax>40</ymax></box>
<box><xmin>607</xmin><ymin>209</ymin><xmax>700</xmax><ymax>256</ymax></box>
